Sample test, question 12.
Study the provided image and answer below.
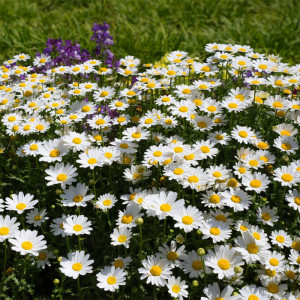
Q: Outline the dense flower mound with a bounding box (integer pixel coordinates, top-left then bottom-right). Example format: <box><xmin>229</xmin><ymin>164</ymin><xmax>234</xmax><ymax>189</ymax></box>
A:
<box><xmin>0</xmin><ymin>42</ymin><xmax>299</xmax><ymax>299</ymax></box>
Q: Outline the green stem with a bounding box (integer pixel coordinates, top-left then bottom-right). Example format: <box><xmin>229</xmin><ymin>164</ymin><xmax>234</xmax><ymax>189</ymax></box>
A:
<box><xmin>92</xmin><ymin>169</ymin><xmax>97</xmax><ymax>202</ymax></box>
<box><xmin>77</xmin><ymin>276</ymin><xmax>83</xmax><ymax>300</ymax></box>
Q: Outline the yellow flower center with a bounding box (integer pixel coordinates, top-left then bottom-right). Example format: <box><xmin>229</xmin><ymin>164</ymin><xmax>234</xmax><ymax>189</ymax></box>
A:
<box><xmin>72</xmin><ymin>138</ymin><xmax>82</xmax><ymax>144</ymax></box>
<box><xmin>261</xmin><ymin>213</ymin><xmax>271</xmax><ymax>221</ymax></box>
<box><xmin>201</xmin><ymin>66</ymin><xmax>210</xmax><ymax>72</ymax></box>
<box><xmin>73</xmin><ymin>224</ymin><xmax>83</xmax><ymax>232</ymax></box>
<box><xmin>207</xmin><ymin>105</ymin><xmax>216</xmax><ymax>112</ymax></box>
<box><xmin>269</xmin><ymin>258</ymin><xmax>279</xmax><ymax>266</ymax></box>
<box><xmin>231</xmin><ymin>195</ymin><xmax>241</xmax><ymax>203</ymax></box>
<box><xmin>209</xmin><ymin>194</ymin><xmax>220</xmax><ymax>203</ymax></box>
<box><xmin>160</xmin><ymin>204</ymin><xmax>172</xmax><ymax>212</ymax></box>
<box><xmin>107</xmin><ymin>276</ymin><xmax>117</xmax><ymax>285</ymax></box>
<box><xmin>182</xmin><ymin>88</ymin><xmax>191</xmax><ymax>94</ymax></box>
<box><xmin>210</xmin><ymin>227</ymin><xmax>221</xmax><ymax>235</ymax></box>
<box><xmin>73</xmin><ymin>195</ymin><xmax>83</xmax><ymax>203</ymax></box>
<box><xmin>174</xmin><ymin>146</ymin><xmax>183</xmax><ymax>153</ymax></box>
<box><xmin>167</xmin><ymin>251</ymin><xmax>178</xmax><ymax>261</ymax></box>
<box><xmin>34</xmin><ymin>215</ymin><xmax>42</xmax><ymax>221</ymax></box>
<box><xmin>147</xmin><ymin>82</ymin><xmax>156</xmax><ymax>88</ymax></box>
<box><xmin>188</xmin><ymin>175</ymin><xmax>199</xmax><ymax>183</ymax></box>
<box><xmin>57</xmin><ymin>174</ymin><xmax>67</xmax><ymax>181</ymax></box>
<box><xmin>172</xmin><ymin>285</ymin><xmax>181</xmax><ymax>293</ymax></box>
<box><xmin>280</xmin><ymin>130</ymin><xmax>290</xmax><ymax>136</ymax></box>
<box><xmin>103</xmin><ymin>199</ymin><xmax>112</xmax><ymax>206</ymax></box>
<box><xmin>150</xmin><ymin>265</ymin><xmax>162</xmax><ymax>276</ymax></box>
<box><xmin>81</xmin><ymin>105</ymin><xmax>91</xmax><ymax>112</ymax></box>
<box><xmin>127</xmin><ymin>91</ymin><xmax>136</xmax><ymax>96</ymax></box>
<box><xmin>285</xmin><ymin>270</ymin><xmax>295</xmax><ymax>279</ymax></box>
<box><xmin>217</xmin><ymin>259</ymin><xmax>230</xmax><ymax>270</ymax></box>
<box><xmin>131</xmin><ymin>132</ymin><xmax>141</xmax><ymax>139</ymax></box>
<box><xmin>179</xmin><ymin>106</ymin><xmax>188</xmax><ymax>112</ymax></box>
<box><xmin>213</xmin><ymin>171</ymin><xmax>222</xmax><ymax>178</ymax></box>
<box><xmin>281</xmin><ymin>143</ymin><xmax>291</xmax><ymax>150</ymax></box>
<box><xmin>8</xmin><ymin>116</ymin><xmax>16</xmax><ymax>122</ymax></box>
<box><xmin>118</xmin><ymin>235</ymin><xmax>127</xmax><ymax>243</ymax></box>
<box><xmin>197</xmin><ymin>121</ymin><xmax>207</xmax><ymax>128</ymax></box>
<box><xmin>249</xmin><ymin>160</ymin><xmax>258</xmax><ymax>167</ymax></box>
<box><xmin>114</xmin><ymin>259</ymin><xmax>124</xmax><ymax>268</ymax></box>
<box><xmin>104</xmin><ymin>152</ymin><xmax>113</xmax><ymax>159</ymax></box>
<box><xmin>201</xmin><ymin>146</ymin><xmax>210</xmax><ymax>153</ymax></box>
<box><xmin>192</xmin><ymin>260</ymin><xmax>203</xmax><ymax>270</ymax></box>
<box><xmin>236</xmin><ymin>94</ymin><xmax>245</xmax><ymax>101</ymax></box>
<box><xmin>248</xmin><ymin>296</ymin><xmax>259</xmax><ymax>300</ymax></box>
<box><xmin>117</xmin><ymin>117</ymin><xmax>126</xmax><ymax>123</ymax></box>
<box><xmin>250</xmin><ymin>179</ymin><xmax>261</xmax><ymax>188</ymax></box>
<box><xmin>247</xmin><ymin>243</ymin><xmax>259</xmax><ymax>254</ymax></box>
<box><xmin>21</xmin><ymin>241</ymin><xmax>33</xmax><ymax>250</ymax></box>
<box><xmin>167</xmin><ymin>70</ymin><xmax>176</xmax><ymax>76</ymax></box>
<box><xmin>96</xmin><ymin>119</ymin><xmax>105</xmax><ymax>125</ymax></box>
<box><xmin>294</xmin><ymin>197</ymin><xmax>300</xmax><ymax>205</ymax></box>
<box><xmin>215</xmin><ymin>134</ymin><xmax>224</xmax><ymax>140</ymax></box>
<box><xmin>276</xmin><ymin>235</ymin><xmax>285</xmax><ymax>243</ymax></box>
<box><xmin>240</xmin><ymin>225</ymin><xmax>248</xmax><ymax>231</ymax></box>
<box><xmin>239</xmin><ymin>131</ymin><xmax>248</xmax><ymax>138</ymax></box>
<box><xmin>267</xmin><ymin>283</ymin><xmax>279</xmax><ymax>294</ymax></box>
<box><xmin>173</xmin><ymin>168</ymin><xmax>184</xmax><ymax>175</ymax></box>
<box><xmin>121</xmin><ymin>215</ymin><xmax>133</xmax><ymax>224</ymax></box>
<box><xmin>273</xmin><ymin>101</ymin><xmax>283</xmax><ymax>108</ymax></box>
<box><xmin>144</xmin><ymin>118</ymin><xmax>153</xmax><ymax>124</ymax></box>
<box><xmin>30</xmin><ymin>144</ymin><xmax>38</xmax><ymax>151</ymax></box>
<box><xmin>72</xmin><ymin>263</ymin><xmax>82</xmax><ymax>271</ymax></box>
<box><xmin>49</xmin><ymin>149</ymin><xmax>60</xmax><ymax>157</ymax></box>
<box><xmin>0</xmin><ymin>227</ymin><xmax>10</xmax><ymax>236</ymax></box>
<box><xmin>88</xmin><ymin>158</ymin><xmax>97</xmax><ymax>164</ymax></box>
<box><xmin>281</xmin><ymin>174</ymin><xmax>293</xmax><ymax>182</ymax></box>
<box><xmin>259</xmin><ymin>64</ymin><xmax>268</xmax><ymax>70</ymax></box>
<box><xmin>100</xmin><ymin>91</ymin><xmax>109</xmax><ymax>97</ymax></box>
<box><xmin>228</xmin><ymin>103</ymin><xmax>238</xmax><ymax>109</ymax></box>
<box><xmin>38</xmin><ymin>252</ymin><xmax>47</xmax><ymax>260</ymax></box>
<box><xmin>153</xmin><ymin>151</ymin><xmax>162</xmax><ymax>157</ymax></box>
<box><xmin>182</xmin><ymin>216</ymin><xmax>193</xmax><ymax>225</ymax></box>
<box><xmin>16</xmin><ymin>203</ymin><xmax>26</xmax><ymax>210</ymax></box>
<box><xmin>253</xmin><ymin>232</ymin><xmax>261</xmax><ymax>240</ymax></box>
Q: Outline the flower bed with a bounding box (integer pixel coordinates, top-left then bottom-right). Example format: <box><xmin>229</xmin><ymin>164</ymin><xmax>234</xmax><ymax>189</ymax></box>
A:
<box><xmin>0</xmin><ymin>28</ymin><xmax>299</xmax><ymax>299</ymax></box>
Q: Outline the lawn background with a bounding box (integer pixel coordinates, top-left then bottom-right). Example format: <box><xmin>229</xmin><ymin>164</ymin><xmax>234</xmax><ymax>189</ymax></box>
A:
<box><xmin>0</xmin><ymin>0</ymin><xmax>300</xmax><ymax>64</ymax></box>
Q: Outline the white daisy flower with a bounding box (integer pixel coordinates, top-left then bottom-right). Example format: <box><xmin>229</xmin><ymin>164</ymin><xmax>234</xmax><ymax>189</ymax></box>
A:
<box><xmin>221</xmin><ymin>188</ymin><xmax>252</xmax><ymax>212</ymax></box>
<box><xmin>242</xmin><ymin>172</ymin><xmax>270</xmax><ymax>194</ymax></box>
<box><xmin>110</xmin><ymin>227</ymin><xmax>132</xmax><ymax>248</ymax></box>
<box><xmin>138</xmin><ymin>255</ymin><xmax>172</xmax><ymax>286</ymax></box>
<box><xmin>201</xmin><ymin>219</ymin><xmax>232</xmax><ymax>243</ymax></box>
<box><xmin>5</xmin><ymin>192</ymin><xmax>39</xmax><ymax>214</ymax></box>
<box><xmin>285</xmin><ymin>189</ymin><xmax>300</xmax><ymax>212</ymax></box>
<box><xmin>180</xmin><ymin>250</ymin><xmax>209</xmax><ymax>278</ymax></box>
<box><xmin>205</xmin><ymin>245</ymin><xmax>244</xmax><ymax>280</ymax></box>
<box><xmin>96</xmin><ymin>266</ymin><xmax>126</xmax><ymax>292</ymax></box>
<box><xmin>60</xmin><ymin>183</ymin><xmax>94</xmax><ymax>207</ymax></box>
<box><xmin>59</xmin><ymin>251</ymin><xmax>94</xmax><ymax>279</ymax></box>
<box><xmin>273</xmin><ymin>165</ymin><xmax>300</xmax><ymax>187</ymax></box>
<box><xmin>26</xmin><ymin>208</ymin><xmax>48</xmax><ymax>227</ymax></box>
<box><xmin>200</xmin><ymin>282</ymin><xmax>235</xmax><ymax>300</ymax></box>
<box><xmin>166</xmin><ymin>276</ymin><xmax>189</xmax><ymax>300</ymax></box>
<box><xmin>256</xmin><ymin>206</ymin><xmax>278</xmax><ymax>226</ymax></box>
<box><xmin>173</xmin><ymin>205</ymin><xmax>203</xmax><ymax>233</ymax></box>
<box><xmin>95</xmin><ymin>193</ymin><xmax>117</xmax><ymax>211</ymax></box>
<box><xmin>157</xmin><ymin>241</ymin><xmax>186</xmax><ymax>268</ymax></box>
<box><xmin>45</xmin><ymin>163</ymin><xmax>78</xmax><ymax>188</ymax></box>
<box><xmin>111</xmin><ymin>256</ymin><xmax>132</xmax><ymax>270</ymax></box>
<box><xmin>63</xmin><ymin>215</ymin><xmax>92</xmax><ymax>236</ymax></box>
<box><xmin>35</xmin><ymin>249</ymin><xmax>55</xmax><ymax>269</ymax></box>
<box><xmin>9</xmin><ymin>229</ymin><xmax>47</xmax><ymax>256</ymax></box>
<box><xmin>0</xmin><ymin>215</ymin><xmax>20</xmax><ymax>242</ymax></box>
<box><xmin>270</xmin><ymin>230</ymin><xmax>292</xmax><ymax>249</ymax></box>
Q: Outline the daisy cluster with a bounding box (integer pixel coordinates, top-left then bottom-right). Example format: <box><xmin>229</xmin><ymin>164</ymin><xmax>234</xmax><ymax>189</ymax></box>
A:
<box><xmin>0</xmin><ymin>42</ymin><xmax>299</xmax><ymax>299</ymax></box>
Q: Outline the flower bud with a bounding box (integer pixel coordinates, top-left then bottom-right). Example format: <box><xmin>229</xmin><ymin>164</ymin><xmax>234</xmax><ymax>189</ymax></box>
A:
<box><xmin>234</xmin><ymin>266</ymin><xmax>243</xmax><ymax>274</ymax></box>
<box><xmin>197</xmin><ymin>248</ymin><xmax>205</xmax><ymax>256</ymax></box>
<box><xmin>55</xmin><ymin>189</ymin><xmax>62</xmax><ymax>195</ymax></box>
<box><xmin>196</xmin><ymin>229</ymin><xmax>202</xmax><ymax>235</ymax></box>
<box><xmin>57</xmin><ymin>256</ymin><xmax>62</xmax><ymax>262</ymax></box>
<box><xmin>53</xmin><ymin>279</ymin><xmax>60</xmax><ymax>285</ymax></box>
<box><xmin>53</xmin><ymin>249</ymin><xmax>59</xmax><ymax>256</ymax></box>
<box><xmin>192</xmin><ymin>280</ymin><xmax>199</xmax><ymax>287</ymax></box>
<box><xmin>89</xmin><ymin>179</ymin><xmax>95</xmax><ymax>185</ymax></box>
<box><xmin>131</xmin><ymin>287</ymin><xmax>138</xmax><ymax>293</ymax></box>
<box><xmin>135</xmin><ymin>217</ymin><xmax>144</xmax><ymax>226</ymax></box>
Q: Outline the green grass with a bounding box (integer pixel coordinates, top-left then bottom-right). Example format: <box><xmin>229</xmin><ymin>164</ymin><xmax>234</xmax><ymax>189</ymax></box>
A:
<box><xmin>0</xmin><ymin>0</ymin><xmax>300</xmax><ymax>64</ymax></box>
